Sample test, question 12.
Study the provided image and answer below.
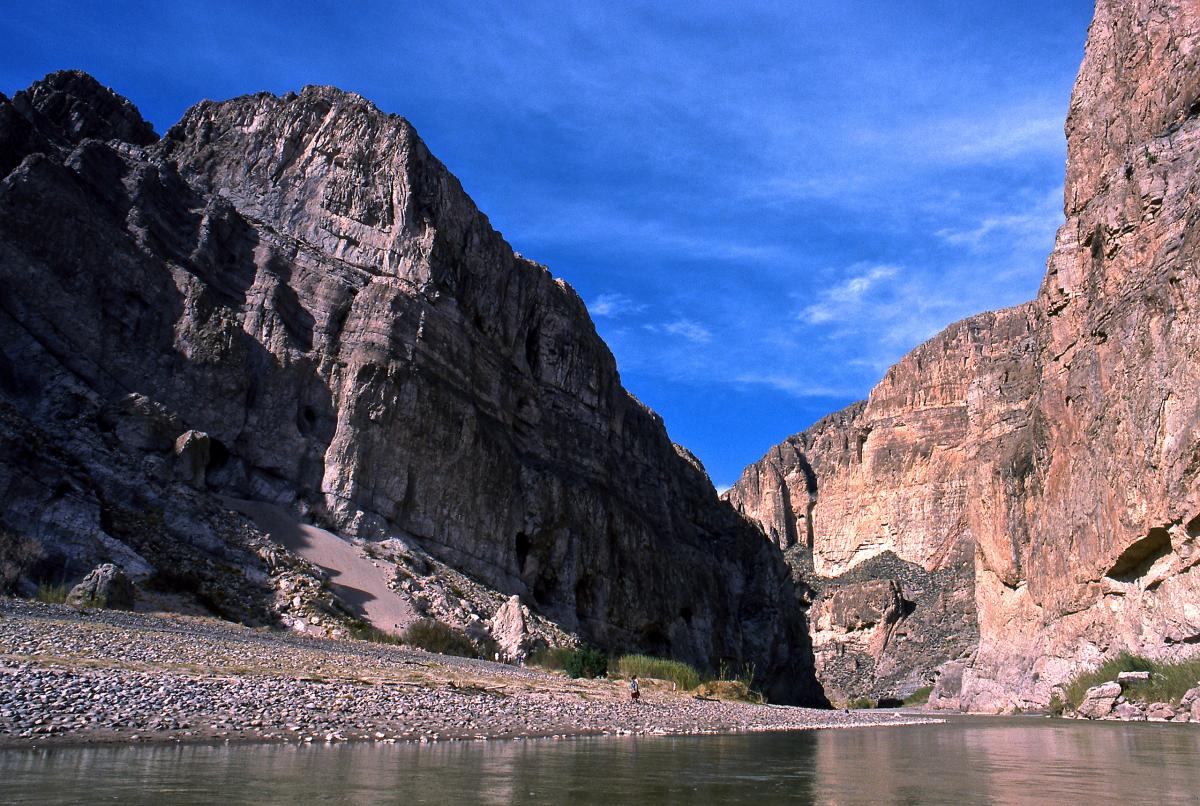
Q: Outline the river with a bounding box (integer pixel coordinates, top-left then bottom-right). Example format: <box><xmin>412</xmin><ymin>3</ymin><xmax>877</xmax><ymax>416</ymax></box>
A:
<box><xmin>2</xmin><ymin>716</ymin><xmax>1198</xmax><ymax>804</ymax></box>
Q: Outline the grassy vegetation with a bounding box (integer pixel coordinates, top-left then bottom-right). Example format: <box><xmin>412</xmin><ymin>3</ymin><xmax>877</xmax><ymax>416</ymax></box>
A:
<box><xmin>346</xmin><ymin>619</ymin><xmax>404</xmax><ymax>646</ymax></box>
<box><xmin>693</xmin><ymin>679</ymin><xmax>765</xmax><ymax>703</ymax></box>
<box><xmin>527</xmin><ymin>646</ymin><xmax>577</xmax><ymax>672</ymax></box>
<box><xmin>615</xmin><ymin>654</ymin><xmax>700</xmax><ymax>690</ymax></box>
<box><xmin>716</xmin><ymin>660</ymin><xmax>757</xmax><ymax>691</ymax></box>
<box><xmin>608</xmin><ymin>654</ymin><xmax>767</xmax><ymax>700</ymax></box>
<box><xmin>903</xmin><ymin>685</ymin><xmax>933</xmax><ymax>706</ymax></box>
<box><xmin>1059</xmin><ymin>652</ymin><xmax>1200</xmax><ymax>711</ymax></box>
<box><xmin>846</xmin><ymin>696</ymin><xmax>875</xmax><ymax>710</ymax></box>
<box><xmin>35</xmin><ymin>582</ymin><xmax>69</xmax><ymax>604</ymax></box>
<box><xmin>564</xmin><ymin>647</ymin><xmax>608</xmax><ymax>679</ymax></box>
<box><xmin>401</xmin><ymin>619</ymin><xmax>478</xmax><ymax>658</ymax></box>
<box><xmin>527</xmin><ymin>646</ymin><xmax>610</xmax><ymax>678</ymax></box>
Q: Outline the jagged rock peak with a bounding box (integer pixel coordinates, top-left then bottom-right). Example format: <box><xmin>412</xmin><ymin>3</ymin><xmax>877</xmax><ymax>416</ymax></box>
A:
<box><xmin>12</xmin><ymin>69</ymin><xmax>157</xmax><ymax>147</ymax></box>
<box><xmin>156</xmin><ymin>80</ymin><xmax>526</xmax><ymax>290</ymax></box>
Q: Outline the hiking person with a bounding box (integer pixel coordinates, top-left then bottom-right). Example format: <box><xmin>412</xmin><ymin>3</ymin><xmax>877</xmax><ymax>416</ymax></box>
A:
<box><xmin>629</xmin><ymin>675</ymin><xmax>640</xmax><ymax>702</ymax></box>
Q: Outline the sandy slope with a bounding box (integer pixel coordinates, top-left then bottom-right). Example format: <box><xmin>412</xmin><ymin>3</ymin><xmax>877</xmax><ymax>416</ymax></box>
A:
<box><xmin>225</xmin><ymin>498</ymin><xmax>416</xmax><ymax>633</ymax></box>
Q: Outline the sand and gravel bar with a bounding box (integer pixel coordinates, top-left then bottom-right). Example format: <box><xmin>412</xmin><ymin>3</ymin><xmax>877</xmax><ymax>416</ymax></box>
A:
<box><xmin>0</xmin><ymin>599</ymin><xmax>939</xmax><ymax>748</ymax></box>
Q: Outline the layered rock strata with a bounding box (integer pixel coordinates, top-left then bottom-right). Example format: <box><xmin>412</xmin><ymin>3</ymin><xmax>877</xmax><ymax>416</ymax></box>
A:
<box><xmin>0</xmin><ymin>72</ymin><xmax>819</xmax><ymax>702</ymax></box>
<box><xmin>729</xmin><ymin>0</ymin><xmax>1200</xmax><ymax>710</ymax></box>
<box><xmin>729</xmin><ymin>307</ymin><xmax>1032</xmax><ymax>703</ymax></box>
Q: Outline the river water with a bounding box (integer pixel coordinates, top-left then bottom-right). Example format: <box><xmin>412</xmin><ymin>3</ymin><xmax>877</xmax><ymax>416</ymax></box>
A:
<box><xmin>2</xmin><ymin>716</ymin><xmax>1198</xmax><ymax>804</ymax></box>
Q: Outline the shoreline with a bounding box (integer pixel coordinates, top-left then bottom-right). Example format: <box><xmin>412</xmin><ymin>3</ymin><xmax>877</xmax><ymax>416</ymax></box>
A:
<box><xmin>0</xmin><ymin>600</ymin><xmax>939</xmax><ymax>750</ymax></box>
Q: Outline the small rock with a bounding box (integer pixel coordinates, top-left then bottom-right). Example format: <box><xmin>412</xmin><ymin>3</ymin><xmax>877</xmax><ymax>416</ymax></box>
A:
<box><xmin>1146</xmin><ymin>702</ymin><xmax>1174</xmax><ymax>721</ymax></box>
<box><xmin>1117</xmin><ymin>671</ymin><xmax>1151</xmax><ymax>683</ymax></box>
<box><xmin>1112</xmin><ymin>702</ymin><xmax>1147</xmax><ymax>721</ymax></box>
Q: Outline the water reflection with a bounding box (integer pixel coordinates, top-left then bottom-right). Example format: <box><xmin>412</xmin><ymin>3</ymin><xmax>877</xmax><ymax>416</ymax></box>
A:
<box><xmin>1</xmin><ymin>718</ymin><xmax>1198</xmax><ymax>804</ymax></box>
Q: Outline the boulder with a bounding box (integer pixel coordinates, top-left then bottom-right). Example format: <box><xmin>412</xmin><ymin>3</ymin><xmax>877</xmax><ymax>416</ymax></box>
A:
<box><xmin>1146</xmin><ymin>702</ymin><xmax>1175</xmax><ymax>721</ymax></box>
<box><xmin>1076</xmin><ymin>681</ymin><xmax>1122</xmax><ymax>719</ymax></box>
<box><xmin>66</xmin><ymin>563</ymin><xmax>135</xmax><ymax>609</ymax></box>
<box><xmin>1192</xmin><ymin>699</ymin><xmax>1200</xmax><ymax>723</ymax></box>
<box><xmin>492</xmin><ymin>595</ymin><xmax>532</xmax><ymax>661</ymax></box>
<box><xmin>173</xmin><ymin>430</ymin><xmax>210</xmax><ymax>490</ymax></box>
<box><xmin>1117</xmin><ymin>671</ymin><xmax>1151</xmax><ymax>683</ymax></box>
<box><xmin>1180</xmin><ymin>686</ymin><xmax>1200</xmax><ymax>706</ymax></box>
<box><xmin>1112</xmin><ymin>702</ymin><xmax>1147</xmax><ymax>721</ymax></box>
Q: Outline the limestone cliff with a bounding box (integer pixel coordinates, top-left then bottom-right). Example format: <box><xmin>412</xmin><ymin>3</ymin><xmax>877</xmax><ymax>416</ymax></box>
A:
<box><xmin>0</xmin><ymin>72</ymin><xmax>820</xmax><ymax>703</ymax></box>
<box><xmin>728</xmin><ymin>307</ymin><xmax>1034</xmax><ymax>703</ymax></box>
<box><xmin>728</xmin><ymin>0</ymin><xmax>1200</xmax><ymax>710</ymax></box>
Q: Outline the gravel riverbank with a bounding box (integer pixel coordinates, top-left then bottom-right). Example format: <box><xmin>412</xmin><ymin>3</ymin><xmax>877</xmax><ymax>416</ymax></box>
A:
<box><xmin>0</xmin><ymin>599</ymin><xmax>939</xmax><ymax>748</ymax></box>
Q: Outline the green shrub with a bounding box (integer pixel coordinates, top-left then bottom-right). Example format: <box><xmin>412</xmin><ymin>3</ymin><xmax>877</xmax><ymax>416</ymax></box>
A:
<box><xmin>615</xmin><ymin>654</ymin><xmax>699</xmax><ymax>690</ymax></box>
<box><xmin>847</xmin><ymin>696</ymin><xmax>875</xmax><ymax>709</ymax></box>
<box><xmin>35</xmin><ymin>582</ymin><xmax>68</xmax><ymax>604</ymax></box>
<box><xmin>903</xmin><ymin>685</ymin><xmax>933</xmax><ymax>706</ymax></box>
<box><xmin>401</xmin><ymin>619</ymin><xmax>477</xmax><ymax>658</ymax></box>
<box><xmin>565</xmin><ymin>647</ymin><xmax>609</xmax><ymax>679</ymax></box>
<box><xmin>528</xmin><ymin>646</ymin><xmax>576</xmax><ymax>671</ymax></box>
<box><xmin>1048</xmin><ymin>694</ymin><xmax>1066</xmax><ymax>717</ymax></box>
<box><xmin>347</xmin><ymin>619</ymin><xmax>404</xmax><ymax>646</ymax></box>
<box><xmin>1123</xmin><ymin>657</ymin><xmax>1200</xmax><ymax>704</ymax></box>
<box><xmin>1059</xmin><ymin>652</ymin><xmax>1200</xmax><ymax>711</ymax></box>
<box><xmin>1061</xmin><ymin>653</ymin><xmax>1153</xmax><ymax>710</ymax></box>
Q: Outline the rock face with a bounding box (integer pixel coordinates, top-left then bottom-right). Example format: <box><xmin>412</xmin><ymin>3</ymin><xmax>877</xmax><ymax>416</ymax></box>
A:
<box><xmin>798</xmin><ymin>546</ymin><xmax>978</xmax><ymax>705</ymax></box>
<box><xmin>0</xmin><ymin>72</ymin><xmax>819</xmax><ymax>702</ymax></box>
<box><xmin>728</xmin><ymin>0</ymin><xmax>1200</xmax><ymax>710</ymax></box>
<box><xmin>728</xmin><ymin>308</ymin><xmax>1028</xmax><ymax>703</ymax></box>
<box><xmin>66</xmin><ymin>563</ymin><xmax>135</xmax><ymax>609</ymax></box>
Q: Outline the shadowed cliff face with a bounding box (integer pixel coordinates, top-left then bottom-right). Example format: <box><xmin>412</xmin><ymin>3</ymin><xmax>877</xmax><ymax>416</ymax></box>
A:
<box><xmin>0</xmin><ymin>72</ymin><xmax>821</xmax><ymax>703</ymax></box>
<box><xmin>728</xmin><ymin>0</ymin><xmax>1200</xmax><ymax>711</ymax></box>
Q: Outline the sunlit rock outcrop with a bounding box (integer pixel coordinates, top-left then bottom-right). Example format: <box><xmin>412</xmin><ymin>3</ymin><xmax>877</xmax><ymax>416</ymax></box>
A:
<box><xmin>728</xmin><ymin>0</ymin><xmax>1200</xmax><ymax>711</ymax></box>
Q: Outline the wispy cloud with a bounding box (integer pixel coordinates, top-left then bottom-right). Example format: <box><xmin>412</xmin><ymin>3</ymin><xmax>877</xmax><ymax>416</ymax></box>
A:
<box><xmin>939</xmin><ymin>113</ymin><xmax>1065</xmax><ymax>162</ymax></box>
<box><xmin>733</xmin><ymin>372</ymin><xmax>853</xmax><ymax>399</ymax></box>
<box><xmin>22</xmin><ymin>0</ymin><xmax>1089</xmax><ymax>484</ymax></box>
<box><xmin>654</xmin><ymin>319</ymin><xmax>713</xmax><ymax>344</ymax></box>
<box><xmin>589</xmin><ymin>292</ymin><xmax>646</xmax><ymax>318</ymax></box>
<box><xmin>937</xmin><ymin>187</ymin><xmax>1064</xmax><ymax>251</ymax></box>
<box><xmin>800</xmin><ymin>265</ymin><xmax>900</xmax><ymax>325</ymax></box>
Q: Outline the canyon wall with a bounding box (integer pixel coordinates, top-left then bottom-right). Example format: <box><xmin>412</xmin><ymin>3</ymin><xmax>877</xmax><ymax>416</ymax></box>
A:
<box><xmin>0</xmin><ymin>72</ymin><xmax>820</xmax><ymax>703</ymax></box>
<box><xmin>728</xmin><ymin>0</ymin><xmax>1200</xmax><ymax>710</ymax></box>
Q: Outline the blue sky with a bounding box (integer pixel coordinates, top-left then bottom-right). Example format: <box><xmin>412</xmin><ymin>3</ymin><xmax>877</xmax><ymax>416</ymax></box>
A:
<box><xmin>3</xmin><ymin>1</ymin><xmax>1095</xmax><ymax>487</ymax></box>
